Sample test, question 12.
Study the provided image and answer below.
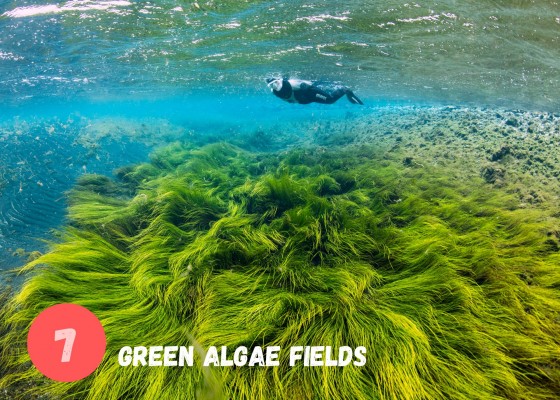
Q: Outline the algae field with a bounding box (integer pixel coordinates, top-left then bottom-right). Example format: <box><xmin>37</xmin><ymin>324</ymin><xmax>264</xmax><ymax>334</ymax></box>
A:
<box><xmin>2</xmin><ymin>0</ymin><xmax>560</xmax><ymax>399</ymax></box>
<box><xmin>1</xmin><ymin>107</ymin><xmax>560</xmax><ymax>399</ymax></box>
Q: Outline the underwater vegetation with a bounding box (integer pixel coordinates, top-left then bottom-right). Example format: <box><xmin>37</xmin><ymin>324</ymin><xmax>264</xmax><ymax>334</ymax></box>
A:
<box><xmin>1</xmin><ymin>141</ymin><xmax>559</xmax><ymax>399</ymax></box>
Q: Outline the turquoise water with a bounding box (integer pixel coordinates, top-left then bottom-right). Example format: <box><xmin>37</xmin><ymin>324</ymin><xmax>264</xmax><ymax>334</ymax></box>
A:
<box><xmin>1</xmin><ymin>0</ymin><xmax>559</xmax><ymax>270</ymax></box>
<box><xmin>0</xmin><ymin>95</ymin><xmax>372</xmax><ymax>270</ymax></box>
<box><xmin>2</xmin><ymin>0</ymin><xmax>560</xmax><ymax>108</ymax></box>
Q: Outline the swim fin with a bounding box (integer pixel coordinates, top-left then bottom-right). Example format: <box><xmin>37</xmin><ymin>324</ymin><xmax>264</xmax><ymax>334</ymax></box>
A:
<box><xmin>346</xmin><ymin>91</ymin><xmax>364</xmax><ymax>105</ymax></box>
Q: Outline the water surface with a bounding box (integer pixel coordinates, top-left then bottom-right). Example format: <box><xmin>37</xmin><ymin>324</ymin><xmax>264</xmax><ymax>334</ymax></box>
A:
<box><xmin>1</xmin><ymin>0</ymin><xmax>559</xmax><ymax>109</ymax></box>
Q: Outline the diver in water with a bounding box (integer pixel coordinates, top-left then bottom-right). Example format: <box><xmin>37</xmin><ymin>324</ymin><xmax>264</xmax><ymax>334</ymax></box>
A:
<box><xmin>266</xmin><ymin>78</ymin><xmax>364</xmax><ymax>105</ymax></box>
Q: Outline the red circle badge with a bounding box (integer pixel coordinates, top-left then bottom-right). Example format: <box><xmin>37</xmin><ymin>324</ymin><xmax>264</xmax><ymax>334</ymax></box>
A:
<box><xmin>27</xmin><ymin>303</ymin><xmax>106</xmax><ymax>382</ymax></box>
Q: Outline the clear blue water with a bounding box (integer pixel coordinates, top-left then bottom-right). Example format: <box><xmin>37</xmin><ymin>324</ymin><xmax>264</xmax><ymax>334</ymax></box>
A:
<box><xmin>1</xmin><ymin>0</ymin><xmax>560</xmax><ymax>271</ymax></box>
<box><xmin>0</xmin><ymin>94</ymin><xmax>374</xmax><ymax>271</ymax></box>
<box><xmin>2</xmin><ymin>0</ymin><xmax>559</xmax><ymax>108</ymax></box>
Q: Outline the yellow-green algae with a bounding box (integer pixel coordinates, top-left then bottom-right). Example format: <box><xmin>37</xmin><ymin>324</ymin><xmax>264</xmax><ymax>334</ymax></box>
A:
<box><xmin>1</xmin><ymin>142</ymin><xmax>559</xmax><ymax>400</ymax></box>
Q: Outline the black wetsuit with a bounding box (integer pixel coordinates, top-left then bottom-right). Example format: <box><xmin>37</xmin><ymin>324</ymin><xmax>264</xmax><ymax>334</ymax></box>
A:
<box><xmin>269</xmin><ymin>79</ymin><xmax>363</xmax><ymax>105</ymax></box>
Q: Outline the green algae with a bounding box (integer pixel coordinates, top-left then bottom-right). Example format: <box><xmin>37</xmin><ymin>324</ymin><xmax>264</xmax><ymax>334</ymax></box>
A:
<box><xmin>1</xmin><ymin>142</ymin><xmax>559</xmax><ymax>399</ymax></box>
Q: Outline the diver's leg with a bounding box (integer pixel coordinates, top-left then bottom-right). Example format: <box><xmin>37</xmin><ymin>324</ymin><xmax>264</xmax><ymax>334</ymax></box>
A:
<box><xmin>298</xmin><ymin>86</ymin><xmax>362</xmax><ymax>105</ymax></box>
<box><xmin>326</xmin><ymin>88</ymin><xmax>347</xmax><ymax>104</ymax></box>
<box><xmin>321</xmin><ymin>85</ymin><xmax>364</xmax><ymax>105</ymax></box>
<box><xmin>310</xmin><ymin>87</ymin><xmax>346</xmax><ymax>104</ymax></box>
<box><xmin>345</xmin><ymin>90</ymin><xmax>364</xmax><ymax>105</ymax></box>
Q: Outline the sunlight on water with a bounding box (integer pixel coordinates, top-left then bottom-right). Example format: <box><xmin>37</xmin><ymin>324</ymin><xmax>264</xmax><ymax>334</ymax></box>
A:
<box><xmin>0</xmin><ymin>0</ymin><xmax>558</xmax><ymax>109</ymax></box>
<box><xmin>2</xmin><ymin>1</ymin><xmax>132</xmax><ymax>18</ymax></box>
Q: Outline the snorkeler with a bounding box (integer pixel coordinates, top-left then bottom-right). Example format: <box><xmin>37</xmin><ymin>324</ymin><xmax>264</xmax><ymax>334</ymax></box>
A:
<box><xmin>266</xmin><ymin>78</ymin><xmax>364</xmax><ymax>105</ymax></box>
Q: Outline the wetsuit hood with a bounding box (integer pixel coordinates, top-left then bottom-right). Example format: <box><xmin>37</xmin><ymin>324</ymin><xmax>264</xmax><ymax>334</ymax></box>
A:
<box><xmin>269</xmin><ymin>79</ymin><xmax>283</xmax><ymax>92</ymax></box>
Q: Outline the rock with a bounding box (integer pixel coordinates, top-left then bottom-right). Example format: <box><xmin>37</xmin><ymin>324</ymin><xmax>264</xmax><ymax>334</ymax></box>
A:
<box><xmin>11</xmin><ymin>248</ymin><xmax>26</xmax><ymax>257</ymax></box>
<box><xmin>27</xmin><ymin>251</ymin><xmax>42</xmax><ymax>262</ymax></box>
<box><xmin>403</xmin><ymin>157</ymin><xmax>414</xmax><ymax>167</ymax></box>
<box><xmin>505</xmin><ymin>118</ymin><xmax>519</xmax><ymax>127</ymax></box>
<box><xmin>490</xmin><ymin>146</ymin><xmax>511</xmax><ymax>162</ymax></box>
<box><xmin>481</xmin><ymin>165</ymin><xmax>506</xmax><ymax>184</ymax></box>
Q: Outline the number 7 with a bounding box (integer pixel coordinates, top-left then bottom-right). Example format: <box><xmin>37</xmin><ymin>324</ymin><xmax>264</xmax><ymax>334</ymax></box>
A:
<box><xmin>55</xmin><ymin>328</ymin><xmax>76</xmax><ymax>363</ymax></box>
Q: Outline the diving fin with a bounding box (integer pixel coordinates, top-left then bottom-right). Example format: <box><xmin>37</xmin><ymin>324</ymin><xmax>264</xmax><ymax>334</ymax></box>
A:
<box><xmin>346</xmin><ymin>91</ymin><xmax>364</xmax><ymax>105</ymax></box>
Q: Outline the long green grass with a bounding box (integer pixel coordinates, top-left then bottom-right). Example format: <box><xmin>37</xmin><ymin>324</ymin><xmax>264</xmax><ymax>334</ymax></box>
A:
<box><xmin>1</xmin><ymin>142</ymin><xmax>559</xmax><ymax>399</ymax></box>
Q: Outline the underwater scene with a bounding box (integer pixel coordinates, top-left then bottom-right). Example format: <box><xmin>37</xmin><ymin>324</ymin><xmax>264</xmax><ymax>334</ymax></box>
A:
<box><xmin>1</xmin><ymin>0</ymin><xmax>560</xmax><ymax>399</ymax></box>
